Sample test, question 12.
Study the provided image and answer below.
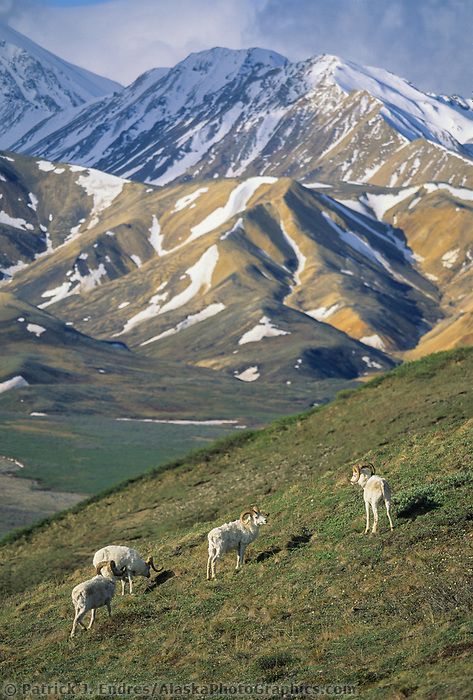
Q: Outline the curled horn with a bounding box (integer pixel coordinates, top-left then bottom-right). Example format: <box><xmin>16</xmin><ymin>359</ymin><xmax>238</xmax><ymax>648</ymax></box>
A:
<box><xmin>362</xmin><ymin>463</ymin><xmax>375</xmax><ymax>476</ymax></box>
<box><xmin>146</xmin><ymin>556</ymin><xmax>162</xmax><ymax>573</ymax></box>
<box><xmin>240</xmin><ymin>510</ymin><xmax>254</xmax><ymax>523</ymax></box>
<box><xmin>95</xmin><ymin>560</ymin><xmax>108</xmax><ymax>576</ymax></box>
<box><xmin>110</xmin><ymin>560</ymin><xmax>127</xmax><ymax>578</ymax></box>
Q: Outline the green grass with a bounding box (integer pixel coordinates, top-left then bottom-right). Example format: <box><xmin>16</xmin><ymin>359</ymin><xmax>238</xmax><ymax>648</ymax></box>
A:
<box><xmin>0</xmin><ymin>413</ymin><xmax>236</xmax><ymax>493</ymax></box>
<box><xmin>1</xmin><ymin>347</ymin><xmax>472</xmax><ymax>698</ymax></box>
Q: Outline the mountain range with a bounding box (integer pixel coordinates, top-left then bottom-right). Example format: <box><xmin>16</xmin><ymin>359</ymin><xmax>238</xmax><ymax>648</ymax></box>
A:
<box><xmin>0</xmin><ymin>25</ymin><xmax>472</xmax><ymax>420</ymax></box>
<box><xmin>5</xmin><ymin>42</ymin><xmax>473</xmax><ymax>190</ymax></box>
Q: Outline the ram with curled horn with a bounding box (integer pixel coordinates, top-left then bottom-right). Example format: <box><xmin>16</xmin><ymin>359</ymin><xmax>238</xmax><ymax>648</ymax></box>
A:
<box><xmin>70</xmin><ymin>560</ymin><xmax>127</xmax><ymax>638</ymax></box>
<box><xmin>207</xmin><ymin>505</ymin><xmax>269</xmax><ymax>581</ymax></box>
<box><xmin>92</xmin><ymin>545</ymin><xmax>162</xmax><ymax>595</ymax></box>
<box><xmin>350</xmin><ymin>461</ymin><xmax>394</xmax><ymax>534</ymax></box>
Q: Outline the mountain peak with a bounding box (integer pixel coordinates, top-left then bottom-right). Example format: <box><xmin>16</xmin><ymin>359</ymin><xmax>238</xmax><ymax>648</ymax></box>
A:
<box><xmin>179</xmin><ymin>46</ymin><xmax>288</xmax><ymax>70</ymax></box>
<box><xmin>0</xmin><ymin>22</ymin><xmax>122</xmax><ymax>149</ymax></box>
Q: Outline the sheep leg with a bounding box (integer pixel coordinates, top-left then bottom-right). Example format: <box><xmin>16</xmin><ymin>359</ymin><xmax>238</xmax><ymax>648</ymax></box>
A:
<box><xmin>364</xmin><ymin>500</ymin><xmax>370</xmax><ymax>534</ymax></box>
<box><xmin>106</xmin><ymin>602</ymin><xmax>112</xmax><ymax>616</ymax></box>
<box><xmin>206</xmin><ymin>556</ymin><xmax>212</xmax><ymax>581</ymax></box>
<box><xmin>70</xmin><ymin>610</ymin><xmax>87</xmax><ymax>638</ymax></box>
<box><xmin>210</xmin><ymin>555</ymin><xmax>218</xmax><ymax>580</ymax></box>
<box><xmin>236</xmin><ymin>543</ymin><xmax>244</xmax><ymax>570</ymax></box>
<box><xmin>385</xmin><ymin>500</ymin><xmax>394</xmax><ymax>531</ymax></box>
<box><xmin>121</xmin><ymin>579</ymin><xmax>126</xmax><ymax>596</ymax></box>
<box><xmin>372</xmin><ymin>504</ymin><xmax>379</xmax><ymax>533</ymax></box>
<box><xmin>87</xmin><ymin>608</ymin><xmax>96</xmax><ymax>629</ymax></box>
<box><xmin>128</xmin><ymin>573</ymin><xmax>133</xmax><ymax>594</ymax></box>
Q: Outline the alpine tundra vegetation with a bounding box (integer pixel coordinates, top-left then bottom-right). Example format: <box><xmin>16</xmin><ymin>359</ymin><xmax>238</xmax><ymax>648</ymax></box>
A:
<box><xmin>1</xmin><ymin>348</ymin><xmax>472</xmax><ymax>697</ymax></box>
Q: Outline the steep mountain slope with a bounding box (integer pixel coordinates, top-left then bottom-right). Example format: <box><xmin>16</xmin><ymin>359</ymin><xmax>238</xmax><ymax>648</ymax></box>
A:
<box><xmin>336</xmin><ymin>180</ymin><xmax>473</xmax><ymax>358</ymax></box>
<box><xmin>0</xmin><ymin>23</ymin><xmax>122</xmax><ymax>149</ymax></box>
<box><xmin>3</xmin><ymin>151</ymin><xmax>473</xmax><ymax>414</ymax></box>
<box><xmin>1</xmin><ymin>348</ymin><xmax>472</xmax><ymax>697</ymax></box>
<box><xmin>3</xmin><ymin>152</ymin><xmax>439</xmax><ymax>383</ymax></box>
<box><xmin>0</xmin><ymin>149</ymin><xmax>144</xmax><ymax>278</ymax></box>
<box><xmin>13</xmin><ymin>47</ymin><xmax>473</xmax><ymax>189</ymax></box>
<box><xmin>0</xmin><ymin>290</ymin><xmax>327</xmax><ymax>422</ymax></box>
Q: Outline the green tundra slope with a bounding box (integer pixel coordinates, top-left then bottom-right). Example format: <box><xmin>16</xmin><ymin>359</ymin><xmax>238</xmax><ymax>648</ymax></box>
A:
<box><xmin>1</xmin><ymin>348</ymin><xmax>472</xmax><ymax>698</ymax></box>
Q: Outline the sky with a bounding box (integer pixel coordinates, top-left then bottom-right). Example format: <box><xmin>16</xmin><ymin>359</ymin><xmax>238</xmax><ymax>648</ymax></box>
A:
<box><xmin>1</xmin><ymin>0</ymin><xmax>471</xmax><ymax>95</ymax></box>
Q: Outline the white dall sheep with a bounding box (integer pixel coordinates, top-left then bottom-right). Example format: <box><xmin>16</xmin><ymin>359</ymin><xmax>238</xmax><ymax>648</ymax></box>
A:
<box><xmin>350</xmin><ymin>463</ymin><xmax>394</xmax><ymax>534</ymax></box>
<box><xmin>206</xmin><ymin>506</ymin><xmax>268</xmax><ymax>580</ymax></box>
<box><xmin>70</xmin><ymin>560</ymin><xmax>126</xmax><ymax>638</ymax></box>
<box><xmin>92</xmin><ymin>545</ymin><xmax>160</xmax><ymax>594</ymax></box>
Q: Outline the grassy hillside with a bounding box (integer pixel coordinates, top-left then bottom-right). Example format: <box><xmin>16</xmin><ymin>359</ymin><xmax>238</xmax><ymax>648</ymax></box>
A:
<box><xmin>1</xmin><ymin>348</ymin><xmax>472</xmax><ymax>698</ymax></box>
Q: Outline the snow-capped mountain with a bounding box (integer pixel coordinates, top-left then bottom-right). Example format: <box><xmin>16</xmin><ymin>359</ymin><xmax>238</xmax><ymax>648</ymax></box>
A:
<box><xmin>2</xmin><ymin>151</ymin><xmax>472</xmax><ymax>416</ymax></box>
<box><xmin>11</xmin><ymin>45</ymin><xmax>473</xmax><ymax>188</ymax></box>
<box><xmin>0</xmin><ymin>22</ymin><xmax>122</xmax><ymax>149</ymax></box>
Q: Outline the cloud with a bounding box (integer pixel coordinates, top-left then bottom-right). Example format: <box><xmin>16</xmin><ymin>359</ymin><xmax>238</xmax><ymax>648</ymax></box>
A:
<box><xmin>4</xmin><ymin>0</ymin><xmax>472</xmax><ymax>95</ymax></box>
<box><xmin>244</xmin><ymin>0</ymin><xmax>472</xmax><ymax>95</ymax></box>
<box><xmin>8</xmin><ymin>0</ymin><xmax>258</xmax><ymax>85</ymax></box>
<box><xmin>0</xmin><ymin>0</ymin><xmax>37</xmax><ymax>21</ymax></box>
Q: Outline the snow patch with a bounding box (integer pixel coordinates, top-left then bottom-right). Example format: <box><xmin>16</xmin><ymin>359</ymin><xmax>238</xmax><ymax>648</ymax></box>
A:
<box><xmin>358</xmin><ymin>188</ymin><xmax>418</xmax><ymax>220</ymax></box>
<box><xmin>76</xmin><ymin>170</ymin><xmax>126</xmax><ymax>229</ymax></box>
<box><xmin>0</xmin><ymin>211</ymin><xmax>32</xmax><ymax>230</ymax></box>
<box><xmin>36</xmin><ymin>160</ymin><xmax>56</xmax><ymax>172</ymax></box>
<box><xmin>173</xmin><ymin>187</ymin><xmax>209</xmax><ymax>212</ymax></box>
<box><xmin>26</xmin><ymin>323</ymin><xmax>46</xmax><ymax>337</ymax></box>
<box><xmin>118</xmin><ymin>245</ymin><xmax>219</xmax><ymax>333</ymax></box>
<box><xmin>0</xmin><ymin>375</ymin><xmax>29</xmax><ymax>394</ymax></box>
<box><xmin>39</xmin><ymin>262</ymin><xmax>108</xmax><ymax>308</ymax></box>
<box><xmin>424</xmin><ymin>182</ymin><xmax>473</xmax><ymax>202</ymax></box>
<box><xmin>234</xmin><ymin>366</ymin><xmax>260</xmax><ymax>382</ymax></box>
<box><xmin>157</xmin><ymin>245</ymin><xmax>219</xmax><ymax>316</ymax></box>
<box><xmin>117</xmin><ymin>418</ymin><xmax>238</xmax><ymax>426</ymax></box>
<box><xmin>148</xmin><ymin>215</ymin><xmax>166</xmax><ymax>255</ymax></box>
<box><xmin>27</xmin><ymin>193</ymin><xmax>38</xmax><ymax>211</ymax></box>
<box><xmin>362</xmin><ymin>355</ymin><xmax>383</xmax><ymax>369</ymax></box>
<box><xmin>360</xmin><ymin>334</ymin><xmax>386</xmax><ymax>350</ymax></box>
<box><xmin>238</xmin><ymin>316</ymin><xmax>290</xmax><ymax>345</ymax></box>
<box><xmin>280</xmin><ymin>222</ymin><xmax>306</xmax><ymax>286</ymax></box>
<box><xmin>306</xmin><ymin>304</ymin><xmax>341</xmax><ymax>321</ymax></box>
<box><xmin>220</xmin><ymin>217</ymin><xmax>243</xmax><ymax>240</ymax></box>
<box><xmin>190</xmin><ymin>177</ymin><xmax>277</xmax><ymax>241</ymax></box>
<box><xmin>441</xmin><ymin>248</ymin><xmax>460</xmax><ymax>268</ymax></box>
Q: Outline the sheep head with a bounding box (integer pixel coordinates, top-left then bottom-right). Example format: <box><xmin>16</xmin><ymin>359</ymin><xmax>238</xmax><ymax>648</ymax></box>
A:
<box><xmin>350</xmin><ymin>463</ymin><xmax>375</xmax><ymax>484</ymax></box>
<box><xmin>240</xmin><ymin>506</ymin><xmax>268</xmax><ymax>526</ymax></box>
